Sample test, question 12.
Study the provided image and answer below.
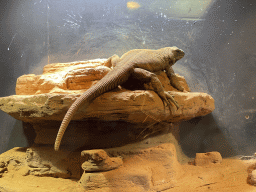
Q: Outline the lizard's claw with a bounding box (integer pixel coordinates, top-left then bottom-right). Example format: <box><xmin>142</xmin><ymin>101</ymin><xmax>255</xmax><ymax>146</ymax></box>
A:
<box><xmin>165</xmin><ymin>91</ymin><xmax>179</xmax><ymax>110</ymax></box>
<box><xmin>159</xmin><ymin>91</ymin><xmax>179</xmax><ymax>113</ymax></box>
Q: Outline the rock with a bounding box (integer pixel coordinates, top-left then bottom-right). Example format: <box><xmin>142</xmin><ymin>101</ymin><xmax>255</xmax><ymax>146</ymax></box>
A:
<box><xmin>0</xmin><ymin>147</ymin><xmax>83</xmax><ymax>179</ymax></box>
<box><xmin>246</xmin><ymin>163</ymin><xmax>256</xmax><ymax>185</ymax></box>
<box><xmin>79</xmin><ymin>143</ymin><xmax>183</xmax><ymax>191</ymax></box>
<box><xmin>82</xmin><ymin>149</ymin><xmax>109</xmax><ymax>162</ymax></box>
<box><xmin>16</xmin><ymin>59</ymin><xmax>111</xmax><ymax>95</ymax></box>
<box><xmin>7</xmin><ymin>159</ymin><xmax>22</xmax><ymax>172</ymax></box>
<box><xmin>0</xmin><ymin>167</ymin><xmax>7</xmax><ymax>173</ymax></box>
<box><xmin>0</xmin><ymin>161</ymin><xmax>5</xmax><ymax>168</ymax></box>
<box><xmin>81</xmin><ymin>149</ymin><xmax>123</xmax><ymax>172</ymax></box>
<box><xmin>0</xmin><ymin>58</ymin><xmax>215</xmax><ymax>150</ymax></box>
<box><xmin>0</xmin><ymin>58</ymin><xmax>215</xmax><ymax>191</ymax></box>
<box><xmin>25</xmin><ymin>147</ymin><xmax>75</xmax><ymax>178</ymax></box>
<box><xmin>0</xmin><ymin>143</ymin><xmax>183</xmax><ymax>192</ymax></box>
<box><xmin>194</xmin><ymin>151</ymin><xmax>222</xmax><ymax>166</ymax></box>
<box><xmin>249</xmin><ymin>170</ymin><xmax>256</xmax><ymax>185</ymax></box>
<box><xmin>16</xmin><ymin>166</ymin><xmax>30</xmax><ymax>176</ymax></box>
<box><xmin>0</xmin><ymin>90</ymin><xmax>214</xmax><ymax>124</ymax></box>
<box><xmin>0</xmin><ymin>59</ymin><xmax>214</xmax><ymax>125</ymax></box>
<box><xmin>0</xmin><ymin>147</ymin><xmax>253</xmax><ymax>192</ymax></box>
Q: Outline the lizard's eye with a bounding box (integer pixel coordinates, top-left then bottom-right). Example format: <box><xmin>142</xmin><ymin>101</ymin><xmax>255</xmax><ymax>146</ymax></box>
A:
<box><xmin>176</xmin><ymin>49</ymin><xmax>181</xmax><ymax>54</ymax></box>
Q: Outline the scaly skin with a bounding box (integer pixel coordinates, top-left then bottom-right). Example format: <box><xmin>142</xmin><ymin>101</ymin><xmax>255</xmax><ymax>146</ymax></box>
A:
<box><xmin>54</xmin><ymin>47</ymin><xmax>185</xmax><ymax>151</ymax></box>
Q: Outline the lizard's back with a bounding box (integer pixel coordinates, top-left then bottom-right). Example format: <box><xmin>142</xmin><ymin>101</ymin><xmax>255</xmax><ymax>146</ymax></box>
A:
<box><xmin>117</xmin><ymin>48</ymin><xmax>169</xmax><ymax>72</ymax></box>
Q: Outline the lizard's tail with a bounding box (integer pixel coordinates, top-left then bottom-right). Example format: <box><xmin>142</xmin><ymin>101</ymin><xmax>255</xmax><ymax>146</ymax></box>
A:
<box><xmin>54</xmin><ymin>66</ymin><xmax>131</xmax><ymax>151</ymax></box>
<box><xmin>54</xmin><ymin>91</ymin><xmax>91</xmax><ymax>151</ymax></box>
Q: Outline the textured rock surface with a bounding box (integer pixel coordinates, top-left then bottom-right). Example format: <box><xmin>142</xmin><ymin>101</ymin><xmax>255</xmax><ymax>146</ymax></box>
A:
<box><xmin>246</xmin><ymin>162</ymin><xmax>256</xmax><ymax>185</ymax></box>
<box><xmin>81</xmin><ymin>149</ymin><xmax>123</xmax><ymax>172</ymax></box>
<box><xmin>0</xmin><ymin>141</ymin><xmax>183</xmax><ymax>192</ymax></box>
<box><xmin>0</xmin><ymin>147</ymin><xmax>81</xmax><ymax>179</ymax></box>
<box><xmin>32</xmin><ymin>121</ymin><xmax>181</xmax><ymax>154</ymax></box>
<box><xmin>248</xmin><ymin>170</ymin><xmax>256</xmax><ymax>185</ymax></box>
<box><xmin>0</xmin><ymin>91</ymin><xmax>214</xmax><ymax>124</ymax></box>
<box><xmin>0</xmin><ymin>59</ymin><xmax>214</xmax><ymax>124</ymax></box>
<box><xmin>16</xmin><ymin>59</ymin><xmax>111</xmax><ymax>95</ymax></box>
<box><xmin>194</xmin><ymin>152</ymin><xmax>223</xmax><ymax>166</ymax></box>
<box><xmin>79</xmin><ymin>143</ymin><xmax>183</xmax><ymax>191</ymax></box>
<box><xmin>0</xmin><ymin>144</ymin><xmax>254</xmax><ymax>191</ymax></box>
<box><xmin>0</xmin><ymin>58</ymin><xmax>216</xmax><ymax>191</ymax></box>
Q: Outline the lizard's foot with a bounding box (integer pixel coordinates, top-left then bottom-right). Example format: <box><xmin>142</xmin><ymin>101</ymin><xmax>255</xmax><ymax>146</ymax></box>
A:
<box><xmin>158</xmin><ymin>91</ymin><xmax>179</xmax><ymax>113</ymax></box>
<box><xmin>164</xmin><ymin>91</ymin><xmax>179</xmax><ymax>110</ymax></box>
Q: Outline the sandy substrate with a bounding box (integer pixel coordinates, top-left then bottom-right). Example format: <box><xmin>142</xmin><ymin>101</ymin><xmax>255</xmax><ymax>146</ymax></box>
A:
<box><xmin>0</xmin><ymin>158</ymin><xmax>255</xmax><ymax>192</ymax></box>
<box><xmin>167</xmin><ymin>158</ymin><xmax>256</xmax><ymax>192</ymax></box>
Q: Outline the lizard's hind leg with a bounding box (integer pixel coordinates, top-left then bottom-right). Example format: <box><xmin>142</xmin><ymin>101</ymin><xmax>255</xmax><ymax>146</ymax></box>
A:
<box><xmin>131</xmin><ymin>68</ymin><xmax>179</xmax><ymax>113</ymax></box>
<box><xmin>103</xmin><ymin>54</ymin><xmax>121</xmax><ymax>68</ymax></box>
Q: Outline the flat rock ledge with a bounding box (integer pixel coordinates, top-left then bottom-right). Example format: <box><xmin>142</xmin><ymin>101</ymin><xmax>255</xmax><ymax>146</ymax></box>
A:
<box><xmin>0</xmin><ymin>91</ymin><xmax>214</xmax><ymax>124</ymax></box>
<box><xmin>0</xmin><ymin>59</ymin><xmax>215</xmax><ymax>124</ymax></box>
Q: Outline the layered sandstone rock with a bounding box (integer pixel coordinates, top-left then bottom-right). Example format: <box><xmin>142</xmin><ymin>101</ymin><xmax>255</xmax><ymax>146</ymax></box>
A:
<box><xmin>0</xmin><ymin>58</ymin><xmax>215</xmax><ymax>151</ymax></box>
<box><xmin>15</xmin><ymin>59</ymin><xmax>111</xmax><ymax>95</ymax></box>
<box><xmin>0</xmin><ymin>141</ymin><xmax>184</xmax><ymax>192</ymax></box>
<box><xmin>81</xmin><ymin>149</ymin><xmax>123</xmax><ymax>172</ymax></box>
<box><xmin>0</xmin><ymin>58</ymin><xmax>214</xmax><ymax>124</ymax></box>
<box><xmin>0</xmin><ymin>58</ymin><xmax>216</xmax><ymax>191</ymax></box>
<box><xmin>194</xmin><ymin>152</ymin><xmax>223</xmax><ymax>166</ymax></box>
<box><xmin>79</xmin><ymin>143</ymin><xmax>183</xmax><ymax>191</ymax></box>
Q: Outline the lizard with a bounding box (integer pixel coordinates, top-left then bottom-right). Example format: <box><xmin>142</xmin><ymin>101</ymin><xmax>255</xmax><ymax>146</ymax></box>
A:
<box><xmin>54</xmin><ymin>46</ymin><xmax>185</xmax><ymax>151</ymax></box>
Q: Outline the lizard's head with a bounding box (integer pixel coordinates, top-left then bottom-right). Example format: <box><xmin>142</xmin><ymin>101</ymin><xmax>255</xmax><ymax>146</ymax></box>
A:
<box><xmin>173</xmin><ymin>47</ymin><xmax>185</xmax><ymax>61</ymax></box>
<box><xmin>164</xmin><ymin>47</ymin><xmax>185</xmax><ymax>64</ymax></box>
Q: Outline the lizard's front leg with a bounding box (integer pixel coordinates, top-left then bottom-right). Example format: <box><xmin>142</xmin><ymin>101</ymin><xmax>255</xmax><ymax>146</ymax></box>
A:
<box><xmin>165</xmin><ymin>66</ymin><xmax>186</xmax><ymax>92</ymax></box>
<box><xmin>131</xmin><ymin>68</ymin><xmax>179</xmax><ymax>112</ymax></box>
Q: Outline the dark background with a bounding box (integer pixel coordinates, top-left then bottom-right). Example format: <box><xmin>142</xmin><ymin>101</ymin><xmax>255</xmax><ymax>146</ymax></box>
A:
<box><xmin>0</xmin><ymin>0</ymin><xmax>255</xmax><ymax>157</ymax></box>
